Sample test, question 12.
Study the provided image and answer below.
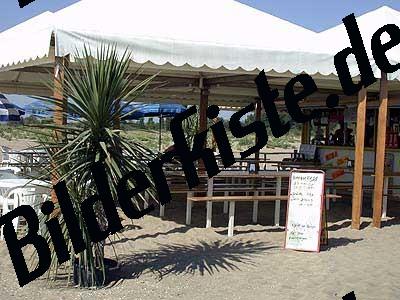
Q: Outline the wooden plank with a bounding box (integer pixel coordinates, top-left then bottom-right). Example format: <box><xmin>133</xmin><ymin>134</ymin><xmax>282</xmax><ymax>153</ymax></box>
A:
<box><xmin>187</xmin><ymin>194</ymin><xmax>341</xmax><ymax>202</ymax></box>
<box><xmin>373</xmin><ymin>72</ymin><xmax>388</xmax><ymax>228</ymax></box>
<box><xmin>352</xmin><ymin>87</ymin><xmax>367</xmax><ymax>229</ymax></box>
<box><xmin>188</xmin><ymin>195</ymin><xmax>289</xmax><ymax>202</ymax></box>
<box><xmin>170</xmin><ymin>187</ymin><xmax>282</xmax><ymax>194</ymax></box>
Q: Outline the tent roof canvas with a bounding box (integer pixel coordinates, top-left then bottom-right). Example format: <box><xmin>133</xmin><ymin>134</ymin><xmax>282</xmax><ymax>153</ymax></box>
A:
<box><xmin>0</xmin><ymin>0</ymin><xmax>325</xmax><ymax>73</ymax></box>
<box><xmin>317</xmin><ymin>5</ymin><xmax>400</xmax><ymax>80</ymax></box>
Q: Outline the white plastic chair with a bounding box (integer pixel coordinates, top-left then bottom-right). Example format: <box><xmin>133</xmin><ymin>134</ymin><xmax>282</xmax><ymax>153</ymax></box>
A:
<box><xmin>0</xmin><ymin>193</ymin><xmax>19</xmax><ymax>240</ymax></box>
<box><xmin>0</xmin><ymin>166</ymin><xmax>22</xmax><ymax>174</ymax></box>
<box><xmin>0</xmin><ymin>186</ymin><xmax>50</xmax><ymax>240</ymax></box>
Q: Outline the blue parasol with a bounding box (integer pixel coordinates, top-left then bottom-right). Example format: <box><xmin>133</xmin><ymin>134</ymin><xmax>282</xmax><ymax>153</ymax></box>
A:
<box><xmin>24</xmin><ymin>100</ymin><xmax>80</xmax><ymax>120</ymax></box>
<box><xmin>121</xmin><ymin>102</ymin><xmax>187</xmax><ymax>150</ymax></box>
<box><xmin>121</xmin><ymin>103</ymin><xmax>186</xmax><ymax>120</ymax></box>
<box><xmin>0</xmin><ymin>94</ymin><xmax>25</xmax><ymax>123</ymax></box>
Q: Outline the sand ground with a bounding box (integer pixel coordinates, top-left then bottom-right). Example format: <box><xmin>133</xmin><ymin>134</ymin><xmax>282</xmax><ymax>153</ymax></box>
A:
<box><xmin>0</xmin><ymin>196</ymin><xmax>399</xmax><ymax>300</ymax></box>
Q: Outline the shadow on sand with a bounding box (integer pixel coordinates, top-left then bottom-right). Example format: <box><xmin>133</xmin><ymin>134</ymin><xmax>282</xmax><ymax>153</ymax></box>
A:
<box><xmin>107</xmin><ymin>240</ymin><xmax>276</xmax><ymax>285</ymax></box>
<box><xmin>327</xmin><ymin>220</ymin><xmax>371</xmax><ymax>231</ymax></box>
<box><xmin>106</xmin><ymin>225</ymin><xmax>192</xmax><ymax>246</ymax></box>
<box><xmin>322</xmin><ymin>237</ymin><xmax>363</xmax><ymax>251</ymax></box>
<box><xmin>215</xmin><ymin>226</ymin><xmax>285</xmax><ymax>236</ymax></box>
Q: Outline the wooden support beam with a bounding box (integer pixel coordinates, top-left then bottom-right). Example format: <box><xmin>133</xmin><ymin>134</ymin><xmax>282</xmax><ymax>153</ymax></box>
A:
<box><xmin>199</xmin><ymin>86</ymin><xmax>209</xmax><ymax>132</ymax></box>
<box><xmin>53</xmin><ymin>56</ymin><xmax>68</xmax><ymax>129</ymax></box>
<box><xmin>351</xmin><ymin>87</ymin><xmax>367</xmax><ymax>230</ymax></box>
<box><xmin>373</xmin><ymin>72</ymin><xmax>388</xmax><ymax>228</ymax></box>
<box><xmin>51</xmin><ymin>56</ymin><xmax>68</xmax><ymax>203</ymax></box>
<box><xmin>251</xmin><ymin>98</ymin><xmax>263</xmax><ymax>222</ymax></box>
<box><xmin>0</xmin><ymin>81</ymin><xmax>52</xmax><ymax>97</ymax></box>
<box><xmin>198</xmin><ymin>85</ymin><xmax>209</xmax><ymax>172</ymax></box>
<box><xmin>17</xmin><ymin>66</ymin><xmax>199</xmax><ymax>86</ymax></box>
<box><xmin>18</xmin><ymin>66</ymin><xmax>385</xmax><ymax>99</ymax></box>
<box><xmin>301</xmin><ymin>122</ymin><xmax>310</xmax><ymax>144</ymax></box>
<box><xmin>204</xmin><ymin>75</ymin><xmax>257</xmax><ymax>86</ymax></box>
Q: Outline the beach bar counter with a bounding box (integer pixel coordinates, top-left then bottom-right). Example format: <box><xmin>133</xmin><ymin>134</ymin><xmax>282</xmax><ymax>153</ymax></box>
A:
<box><xmin>306</xmin><ymin>106</ymin><xmax>400</xmax><ymax>185</ymax></box>
<box><xmin>297</xmin><ymin>82</ymin><xmax>400</xmax><ymax>228</ymax></box>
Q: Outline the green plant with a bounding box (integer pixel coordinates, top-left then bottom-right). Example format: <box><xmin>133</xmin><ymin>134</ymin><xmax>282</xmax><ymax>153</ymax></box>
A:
<box><xmin>30</xmin><ymin>45</ymin><xmax>158</xmax><ymax>288</ymax></box>
<box><xmin>181</xmin><ymin>105</ymin><xmax>199</xmax><ymax>147</ymax></box>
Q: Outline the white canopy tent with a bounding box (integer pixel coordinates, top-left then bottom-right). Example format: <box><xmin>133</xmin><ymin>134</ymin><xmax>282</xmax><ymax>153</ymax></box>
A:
<box><xmin>52</xmin><ymin>0</ymin><xmax>324</xmax><ymax>71</ymax></box>
<box><xmin>0</xmin><ymin>0</ymin><xmax>348</xmax><ymax>106</ymax></box>
<box><xmin>0</xmin><ymin>1</ymin><xmax>400</xmax><ymax>101</ymax></box>
<box><xmin>0</xmin><ymin>0</ymin><xmax>323</xmax><ymax>69</ymax></box>
<box><xmin>0</xmin><ymin>0</ymin><xmax>399</xmax><ymax>228</ymax></box>
<box><xmin>0</xmin><ymin>11</ymin><xmax>54</xmax><ymax>70</ymax></box>
<box><xmin>317</xmin><ymin>5</ymin><xmax>400</xmax><ymax>81</ymax></box>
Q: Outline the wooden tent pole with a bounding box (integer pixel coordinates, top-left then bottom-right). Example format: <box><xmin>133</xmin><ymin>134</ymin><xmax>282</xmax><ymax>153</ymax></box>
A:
<box><xmin>351</xmin><ymin>87</ymin><xmax>367</xmax><ymax>230</ymax></box>
<box><xmin>53</xmin><ymin>56</ymin><xmax>68</xmax><ymax>131</ymax></box>
<box><xmin>198</xmin><ymin>83</ymin><xmax>209</xmax><ymax>172</ymax></box>
<box><xmin>199</xmin><ymin>86</ymin><xmax>209</xmax><ymax>133</ymax></box>
<box><xmin>372</xmin><ymin>72</ymin><xmax>388</xmax><ymax>228</ymax></box>
<box><xmin>251</xmin><ymin>98</ymin><xmax>262</xmax><ymax>223</ymax></box>
<box><xmin>51</xmin><ymin>56</ymin><xmax>68</xmax><ymax>203</ymax></box>
<box><xmin>301</xmin><ymin>122</ymin><xmax>310</xmax><ymax>144</ymax></box>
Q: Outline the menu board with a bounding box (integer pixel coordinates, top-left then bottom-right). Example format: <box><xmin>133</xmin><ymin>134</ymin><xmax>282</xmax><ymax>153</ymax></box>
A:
<box><xmin>285</xmin><ymin>170</ymin><xmax>325</xmax><ymax>252</ymax></box>
<box><xmin>299</xmin><ymin>144</ymin><xmax>317</xmax><ymax>160</ymax></box>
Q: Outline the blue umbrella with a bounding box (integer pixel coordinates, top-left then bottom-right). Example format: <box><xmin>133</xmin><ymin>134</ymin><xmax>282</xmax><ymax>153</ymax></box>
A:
<box><xmin>0</xmin><ymin>94</ymin><xmax>25</xmax><ymax>123</ymax></box>
<box><xmin>24</xmin><ymin>100</ymin><xmax>80</xmax><ymax>120</ymax></box>
<box><xmin>121</xmin><ymin>102</ymin><xmax>187</xmax><ymax>150</ymax></box>
<box><xmin>24</xmin><ymin>100</ymin><xmax>51</xmax><ymax>119</ymax></box>
<box><xmin>121</xmin><ymin>103</ymin><xmax>186</xmax><ymax>120</ymax></box>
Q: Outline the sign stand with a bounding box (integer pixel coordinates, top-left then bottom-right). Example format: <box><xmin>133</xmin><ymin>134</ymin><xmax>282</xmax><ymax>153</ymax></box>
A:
<box><xmin>284</xmin><ymin>169</ymin><xmax>326</xmax><ymax>252</ymax></box>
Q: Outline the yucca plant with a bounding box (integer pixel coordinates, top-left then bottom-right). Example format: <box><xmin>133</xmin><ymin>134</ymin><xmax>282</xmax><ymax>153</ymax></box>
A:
<box><xmin>182</xmin><ymin>106</ymin><xmax>217</xmax><ymax>150</ymax></box>
<box><xmin>182</xmin><ymin>105</ymin><xmax>199</xmax><ymax>147</ymax></box>
<box><xmin>29</xmin><ymin>45</ymin><xmax>158</xmax><ymax>287</ymax></box>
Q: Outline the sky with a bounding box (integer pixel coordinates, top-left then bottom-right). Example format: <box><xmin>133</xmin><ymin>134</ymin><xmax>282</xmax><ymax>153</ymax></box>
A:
<box><xmin>2</xmin><ymin>0</ymin><xmax>400</xmax><ymax>107</ymax></box>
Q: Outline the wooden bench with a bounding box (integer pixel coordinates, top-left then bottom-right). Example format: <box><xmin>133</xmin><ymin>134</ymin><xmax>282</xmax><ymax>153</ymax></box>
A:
<box><xmin>186</xmin><ymin>194</ymin><xmax>341</xmax><ymax>237</ymax></box>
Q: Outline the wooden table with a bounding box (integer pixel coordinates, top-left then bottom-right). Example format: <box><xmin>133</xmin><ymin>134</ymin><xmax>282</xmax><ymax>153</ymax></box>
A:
<box><xmin>187</xmin><ymin>193</ymin><xmax>341</xmax><ymax>237</ymax></box>
<box><xmin>369</xmin><ymin>172</ymin><xmax>400</xmax><ymax>218</ymax></box>
<box><xmin>185</xmin><ymin>171</ymin><xmax>290</xmax><ymax>228</ymax></box>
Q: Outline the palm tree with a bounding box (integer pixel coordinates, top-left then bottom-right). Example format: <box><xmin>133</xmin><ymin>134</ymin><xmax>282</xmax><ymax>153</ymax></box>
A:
<box><xmin>30</xmin><ymin>45</ymin><xmax>158</xmax><ymax>287</ymax></box>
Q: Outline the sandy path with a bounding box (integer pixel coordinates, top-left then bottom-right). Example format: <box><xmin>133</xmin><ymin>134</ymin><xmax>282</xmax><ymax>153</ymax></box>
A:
<box><xmin>0</xmin><ymin>199</ymin><xmax>399</xmax><ymax>300</ymax></box>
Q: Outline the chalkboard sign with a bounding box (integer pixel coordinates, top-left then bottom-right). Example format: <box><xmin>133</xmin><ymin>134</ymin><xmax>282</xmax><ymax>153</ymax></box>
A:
<box><xmin>299</xmin><ymin>144</ymin><xmax>317</xmax><ymax>160</ymax></box>
<box><xmin>284</xmin><ymin>170</ymin><xmax>325</xmax><ymax>252</ymax></box>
